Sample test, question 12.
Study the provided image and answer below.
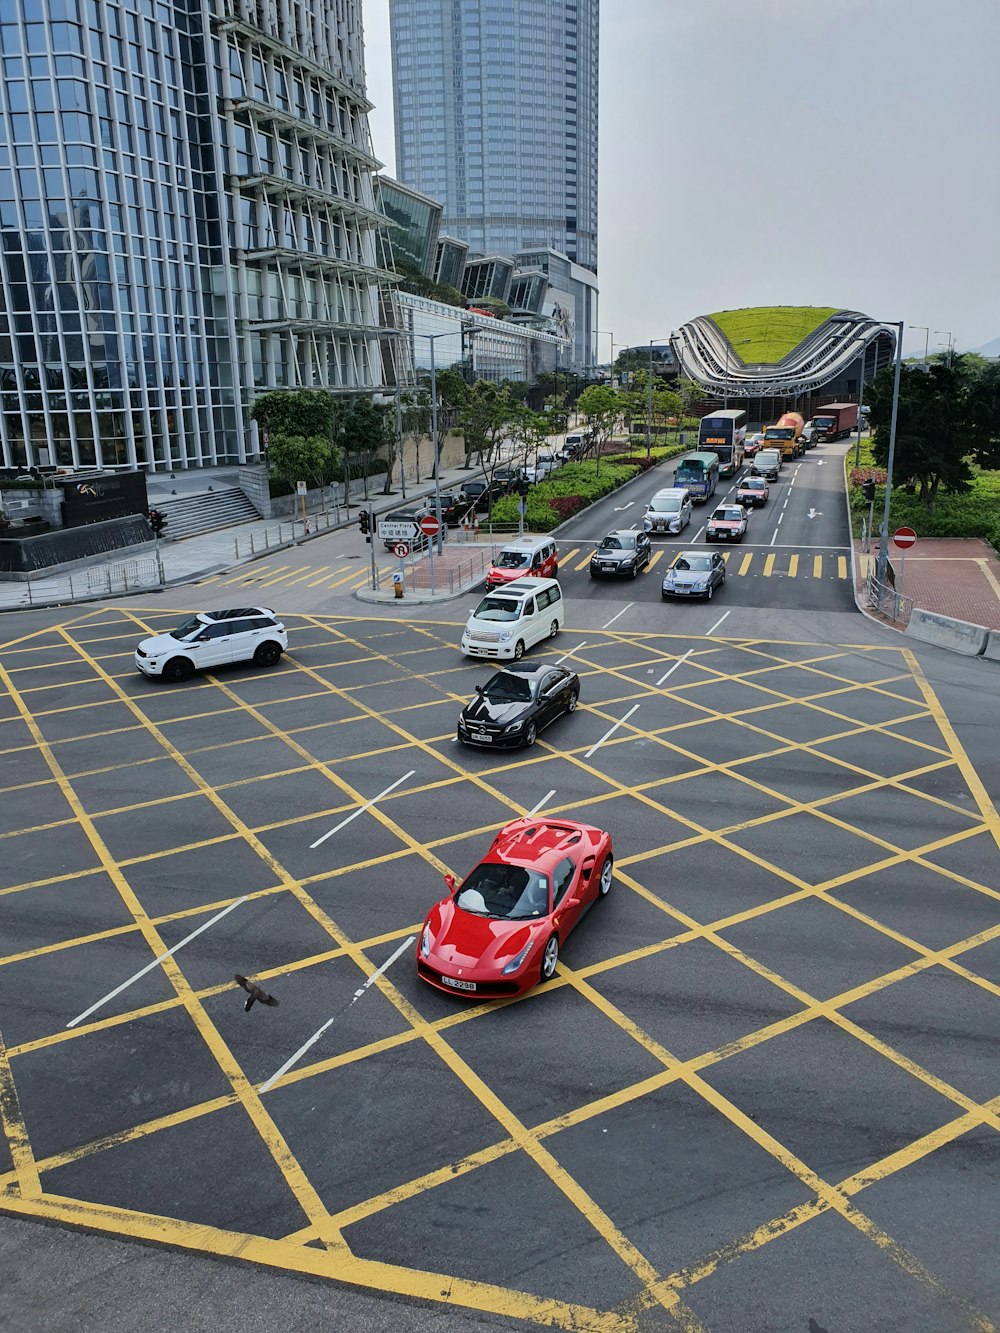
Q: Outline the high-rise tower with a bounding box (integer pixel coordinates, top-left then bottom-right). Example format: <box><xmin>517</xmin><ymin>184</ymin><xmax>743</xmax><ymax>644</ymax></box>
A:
<box><xmin>388</xmin><ymin>0</ymin><xmax>598</xmax><ymax>274</ymax></box>
<box><xmin>0</xmin><ymin>0</ymin><xmax>392</xmax><ymax>471</ymax></box>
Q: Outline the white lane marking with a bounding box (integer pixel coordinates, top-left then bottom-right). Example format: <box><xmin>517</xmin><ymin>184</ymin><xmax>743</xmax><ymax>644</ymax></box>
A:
<box><xmin>705</xmin><ymin>610</ymin><xmax>731</xmax><ymax>636</ymax></box>
<box><xmin>556</xmin><ymin>640</ymin><xmax>587</xmax><ymax>663</ymax></box>
<box><xmin>259</xmin><ymin>935</ymin><xmax>415</xmax><ymax>1093</ymax></box>
<box><xmin>311</xmin><ymin>771</ymin><xmax>415</xmax><ymax>848</ymax></box>
<box><xmin>529</xmin><ymin>789</ymin><xmax>557</xmax><ymax>815</ymax></box>
<box><xmin>692</xmin><ymin>525</ymin><xmax>706</xmax><ymax>542</ymax></box>
<box><xmin>657</xmin><ymin>648</ymin><xmax>693</xmax><ymax>686</ymax></box>
<box><xmin>613</xmin><ymin>501</ymin><xmax>634</xmax><ymax>511</ymax></box>
<box><xmin>67</xmin><ymin>897</ymin><xmax>249</xmax><ymax>1029</ymax></box>
<box><xmin>770</xmin><ymin>525</ymin><xmax>781</xmax><ymax>545</ymax></box>
<box><xmin>601</xmin><ymin>605</ymin><xmax>632</xmax><ymax>629</ymax></box>
<box><xmin>584</xmin><ymin>703</ymin><xmax>640</xmax><ymax>759</ymax></box>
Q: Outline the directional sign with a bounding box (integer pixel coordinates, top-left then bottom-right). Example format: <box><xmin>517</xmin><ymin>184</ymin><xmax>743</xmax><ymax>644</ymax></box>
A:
<box><xmin>418</xmin><ymin>515</ymin><xmax>441</xmax><ymax>536</ymax></box>
<box><xmin>393</xmin><ymin>541</ymin><xmax>410</xmax><ymax>557</ymax></box>
<box><xmin>807</xmin><ymin>508</ymin><xmax>822</xmax><ymax>519</ymax></box>
<box><xmin>378</xmin><ymin>519</ymin><xmax>417</xmax><ymax>541</ymax></box>
<box><xmin>893</xmin><ymin>526</ymin><xmax>917</xmax><ymax>550</ymax></box>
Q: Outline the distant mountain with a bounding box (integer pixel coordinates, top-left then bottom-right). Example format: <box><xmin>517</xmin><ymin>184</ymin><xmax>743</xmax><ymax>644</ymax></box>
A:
<box><xmin>966</xmin><ymin>336</ymin><xmax>1000</xmax><ymax>358</ymax></box>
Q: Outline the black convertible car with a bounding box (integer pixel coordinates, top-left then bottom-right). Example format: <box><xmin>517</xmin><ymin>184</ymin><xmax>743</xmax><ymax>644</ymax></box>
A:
<box><xmin>457</xmin><ymin>662</ymin><xmax>580</xmax><ymax>749</ymax></box>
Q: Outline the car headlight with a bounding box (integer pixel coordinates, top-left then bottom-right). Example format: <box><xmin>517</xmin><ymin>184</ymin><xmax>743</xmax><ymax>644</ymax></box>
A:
<box><xmin>502</xmin><ymin>940</ymin><xmax>534</xmax><ymax>975</ymax></box>
<box><xmin>621</xmin><ymin>557</ymin><xmax>635</xmax><ymax>567</ymax></box>
<box><xmin>498</xmin><ymin>630</ymin><xmax>513</xmax><ymax>641</ymax></box>
<box><xmin>420</xmin><ymin>924</ymin><xmax>433</xmax><ymax>958</ymax></box>
<box><xmin>503</xmin><ymin>720</ymin><xmax>523</xmax><ymax>733</ymax></box>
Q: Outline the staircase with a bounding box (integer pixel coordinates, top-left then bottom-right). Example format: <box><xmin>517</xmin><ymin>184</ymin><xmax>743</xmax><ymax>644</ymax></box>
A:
<box><xmin>153</xmin><ymin>486</ymin><xmax>261</xmax><ymax>541</ymax></box>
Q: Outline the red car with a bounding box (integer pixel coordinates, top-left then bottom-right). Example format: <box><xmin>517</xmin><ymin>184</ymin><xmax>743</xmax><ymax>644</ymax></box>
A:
<box><xmin>417</xmin><ymin>818</ymin><xmax>614</xmax><ymax>997</ymax></box>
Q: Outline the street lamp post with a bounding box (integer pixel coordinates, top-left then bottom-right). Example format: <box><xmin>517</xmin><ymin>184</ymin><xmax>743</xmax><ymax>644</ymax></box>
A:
<box><xmin>645</xmin><ymin>338</ymin><xmax>670</xmax><ymax>460</ymax></box>
<box><xmin>934</xmin><ymin>331</ymin><xmax>954</xmax><ymax>367</ymax></box>
<box><xmin>875</xmin><ymin>321</ymin><xmax>905</xmax><ymax>590</ymax></box>
<box><xmin>911</xmin><ymin>325</ymin><xmax>930</xmax><ymax>370</ymax></box>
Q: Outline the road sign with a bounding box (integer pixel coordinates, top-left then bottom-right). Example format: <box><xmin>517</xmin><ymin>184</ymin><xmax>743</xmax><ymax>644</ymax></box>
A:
<box><xmin>392</xmin><ymin>541</ymin><xmax>410</xmax><ymax>557</ymax></box>
<box><xmin>296</xmin><ymin>480</ymin><xmax>307</xmax><ymax>495</ymax></box>
<box><xmin>893</xmin><ymin>527</ymin><xmax>917</xmax><ymax>550</ymax></box>
<box><xmin>418</xmin><ymin>515</ymin><xmax>441</xmax><ymax>537</ymax></box>
<box><xmin>378</xmin><ymin>520</ymin><xmax>417</xmax><ymax>540</ymax></box>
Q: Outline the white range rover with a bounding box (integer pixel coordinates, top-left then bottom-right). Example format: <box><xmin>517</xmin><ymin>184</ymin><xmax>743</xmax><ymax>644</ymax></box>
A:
<box><xmin>134</xmin><ymin>607</ymin><xmax>287</xmax><ymax>682</ymax></box>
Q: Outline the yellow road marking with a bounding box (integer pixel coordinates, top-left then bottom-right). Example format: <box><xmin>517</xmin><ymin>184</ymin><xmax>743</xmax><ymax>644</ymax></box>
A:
<box><xmin>0</xmin><ymin>1025</ymin><xmax>40</xmax><ymax>1198</ymax></box>
<box><xmin>813</xmin><ymin>554</ymin><xmax>823</xmax><ymax>578</ymax></box>
<box><xmin>305</xmin><ymin>565</ymin><xmax>352</xmax><ymax>588</ymax></box>
<box><xmin>738</xmin><ymin>552</ymin><xmax>753</xmax><ymax>576</ymax></box>
<box><xmin>838</xmin><ymin>555</ymin><xmax>848</xmax><ymax>579</ymax></box>
<box><xmin>787</xmin><ymin>554</ymin><xmax>798</xmax><ymax>577</ymax></box>
<box><xmin>575</xmin><ymin>551</ymin><xmax>594</xmax><ymax>572</ymax></box>
<box><xmin>647</xmin><ymin>551</ymin><xmax>663</xmax><ymax>570</ymax></box>
<box><xmin>762</xmin><ymin>553</ymin><xmax>775</xmax><ymax>576</ymax></box>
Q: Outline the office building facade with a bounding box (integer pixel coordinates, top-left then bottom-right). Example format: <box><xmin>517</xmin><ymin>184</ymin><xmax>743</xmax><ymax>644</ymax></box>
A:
<box><xmin>0</xmin><ymin>0</ymin><xmax>394</xmax><ymax>472</ymax></box>
<box><xmin>388</xmin><ymin>0</ymin><xmax>599</xmax><ymax>275</ymax></box>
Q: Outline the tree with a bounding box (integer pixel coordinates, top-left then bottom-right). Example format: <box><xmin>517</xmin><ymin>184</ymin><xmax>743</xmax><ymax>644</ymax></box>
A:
<box><xmin>673</xmin><ymin>378</ymin><xmax>709</xmax><ymax>420</ymax></box>
<box><xmin>397</xmin><ymin>388</ymin><xmax>431</xmax><ymax>486</ymax></box>
<box><xmin>456</xmin><ymin>380</ymin><xmax>519</xmax><ymax>467</ymax></box>
<box><xmin>466</xmin><ymin>296</ymin><xmax>510</xmax><ymax>319</ymax></box>
<box><xmin>339</xmin><ymin>397</ymin><xmax>392</xmax><ymax>500</ymax></box>
<box><xmin>867</xmin><ymin>358</ymin><xmax>975</xmax><ymax>510</ymax></box>
<box><xmin>431</xmin><ymin>366</ymin><xmax>470</xmax><ymax>409</ymax></box>
<box><xmin>267</xmin><ymin>434</ymin><xmax>340</xmax><ymax>493</ymax></box>
<box><xmin>250</xmin><ymin>389</ymin><xmax>337</xmax><ymax>441</ymax></box>
<box><xmin>576</xmin><ymin>384</ymin><xmax>623</xmax><ymax>465</ymax></box>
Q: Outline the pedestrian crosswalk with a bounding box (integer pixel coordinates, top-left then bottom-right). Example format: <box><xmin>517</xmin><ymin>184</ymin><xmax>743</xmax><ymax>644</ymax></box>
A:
<box><xmin>564</xmin><ymin>547</ymin><xmax>849</xmax><ymax>580</ymax></box>
<box><xmin>196</xmin><ymin>560</ymin><xmax>373</xmax><ymax>592</ymax></box>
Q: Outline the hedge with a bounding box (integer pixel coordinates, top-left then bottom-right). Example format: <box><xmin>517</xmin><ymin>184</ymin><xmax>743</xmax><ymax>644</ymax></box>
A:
<box><xmin>491</xmin><ymin>442</ymin><xmax>689</xmax><ymax>532</ymax></box>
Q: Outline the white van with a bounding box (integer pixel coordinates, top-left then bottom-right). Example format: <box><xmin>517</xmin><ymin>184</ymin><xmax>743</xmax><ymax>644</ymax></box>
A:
<box><xmin>461</xmin><ymin>577</ymin><xmax>565</xmax><ymax>660</ymax></box>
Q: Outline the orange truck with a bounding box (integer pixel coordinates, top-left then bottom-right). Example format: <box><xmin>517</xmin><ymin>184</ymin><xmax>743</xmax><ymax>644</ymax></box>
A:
<box><xmin>763</xmin><ymin>412</ymin><xmax>805</xmax><ymax>460</ymax></box>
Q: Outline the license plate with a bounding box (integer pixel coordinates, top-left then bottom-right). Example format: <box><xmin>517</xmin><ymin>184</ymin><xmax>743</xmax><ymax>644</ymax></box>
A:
<box><xmin>601</xmin><ymin>564</ymin><xmax>614</xmax><ymax>571</ymax></box>
<box><xmin>472</xmin><ymin>732</ymin><xmax>491</xmax><ymax>743</ymax></box>
<box><xmin>441</xmin><ymin>975</ymin><xmax>477</xmax><ymax>991</ymax></box>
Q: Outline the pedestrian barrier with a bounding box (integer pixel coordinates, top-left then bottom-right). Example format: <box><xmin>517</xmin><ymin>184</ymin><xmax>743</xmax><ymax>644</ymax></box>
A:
<box><xmin>982</xmin><ymin>631</ymin><xmax>1000</xmax><ymax>663</ymax></box>
<box><xmin>866</xmin><ymin>567</ymin><xmax>912</xmax><ymax>625</ymax></box>
<box><xmin>233</xmin><ymin>508</ymin><xmax>338</xmax><ymax>560</ymax></box>
<box><xmin>86</xmin><ymin>557</ymin><xmax>162</xmax><ymax>595</ymax></box>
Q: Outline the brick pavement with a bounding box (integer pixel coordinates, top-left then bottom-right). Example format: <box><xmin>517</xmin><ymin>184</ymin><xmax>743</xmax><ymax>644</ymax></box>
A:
<box><xmin>854</xmin><ymin>536</ymin><xmax>1000</xmax><ymax>631</ymax></box>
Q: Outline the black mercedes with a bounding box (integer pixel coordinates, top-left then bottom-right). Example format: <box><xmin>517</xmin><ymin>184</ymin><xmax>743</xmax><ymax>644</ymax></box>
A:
<box><xmin>457</xmin><ymin>662</ymin><xmax>580</xmax><ymax>749</ymax></box>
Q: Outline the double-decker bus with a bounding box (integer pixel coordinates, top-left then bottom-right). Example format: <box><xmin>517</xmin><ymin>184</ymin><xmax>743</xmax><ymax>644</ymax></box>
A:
<box><xmin>698</xmin><ymin>409</ymin><xmax>747</xmax><ymax>477</ymax></box>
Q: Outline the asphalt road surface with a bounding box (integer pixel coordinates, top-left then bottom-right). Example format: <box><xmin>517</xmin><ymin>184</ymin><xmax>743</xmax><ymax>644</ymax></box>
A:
<box><xmin>2</xmin><ymin>442</ymin><xmax>999</xmax><ymax>1333</ymax></box>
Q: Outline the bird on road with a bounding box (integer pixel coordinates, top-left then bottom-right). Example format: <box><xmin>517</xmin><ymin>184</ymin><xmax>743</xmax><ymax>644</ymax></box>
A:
<box><xmin>235</xmin><ymin>974</ymin><xmax>279</xmax><ymax>1011</ymax></box>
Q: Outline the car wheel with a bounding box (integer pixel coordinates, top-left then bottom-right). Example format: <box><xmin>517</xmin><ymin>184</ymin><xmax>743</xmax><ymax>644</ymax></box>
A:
<box><xmin>548</xmin><ymin>620</ymin><xmax>559</xmax><ymax>639</ymax></box>
<box><xmin>630</xmin><ymin>565</ymin><xmax>637</xmax><ymax>579</ymax></box>
<box><xmin>552</xmin><ymin>564</ymin><xmax>558</xmax><ymax>576</ymax></box>
<box><xmin>706</xmin><ymin>583</ymin><xmax>714</xmax><ymax>600</ymax></box>
<box><xmin>567</xmin><ymin>690</ymin><xmax>578</xmax><ymax>713</ymax></box>
<box><xmin>513</xmin><ymin>640</ymin><xmax>525</xmax><ymax>660</ymax></box>
<box><xmin>253</xmin><ymin>641</ymin><xmax>282</xmax><ymax>668</ymax></box>
<box><xmin>540</xmin><ymin>934</ymin><xmax>559</xmax><ymax>982</ymax></box>
<box><xmin>661</xmin><ymin>592</ymin><xmax>669</xmax><ymax>601</ymax></box>
<box><xmin>523</xmin><ymin>721</ymin><xmax>537</xmax><ymax>748</ymax></box>
<box><xmin>598</xmin><ymin>854</ymin><xmax>614</xmax><ymax>897</ymax></box>
<box><xmin>721</xmin><ymin>568</ymin><xmax>727</xmax><ymax>583</ymax></box>
<box><xmin>163</xmin><ymin>656</ymin><xmax>193</xmax><ymax>683</ymax></box>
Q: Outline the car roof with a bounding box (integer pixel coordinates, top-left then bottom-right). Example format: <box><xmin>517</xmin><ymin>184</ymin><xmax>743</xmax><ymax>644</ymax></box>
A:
<box><xmin>498</xmin><ymin>536</ymin><xmax>551</xmax><ymax>553</ymax></box>
<box><xmin>602</xmin><ymin>529</ymin><xmax>639</xmax><ymax>540</ymax></box>
<box><xmin>483</xmin><ymin>577</ymin><xmax>555</xmax><ymax>598</ymax></box>
<box><xmin>652</xmin><ymin>487</ymin><xmax>689</xmax><ymax>499</ymax></box>
<box><xmin>490</xmin><ymin>662</ymin><xmax>551</xmax><ymax>679</ymax></box>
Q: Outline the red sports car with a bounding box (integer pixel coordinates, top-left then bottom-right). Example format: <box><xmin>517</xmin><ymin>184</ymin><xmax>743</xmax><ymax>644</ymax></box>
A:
<box><xmin>417</xmin><ymin>817</ymin><xmax>614</xmax><ymax>997</ymax></box>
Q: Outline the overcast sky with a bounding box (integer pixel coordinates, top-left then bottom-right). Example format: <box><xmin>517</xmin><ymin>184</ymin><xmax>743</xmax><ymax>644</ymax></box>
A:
<box><xmin>361</xmin><ymin>0</ymin><xmax>1000</xmax><ymax>357</ymax></box>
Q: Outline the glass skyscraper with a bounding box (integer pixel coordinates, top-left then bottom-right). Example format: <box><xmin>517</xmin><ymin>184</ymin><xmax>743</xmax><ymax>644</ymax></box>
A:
<box><xmin>0</xmin><ymin>0</ymin><xmax>394</xmax><ymax>472</ymax></box>
<box><xmin>388</xmin><ymin>0</ymin><xmax>599</xmax><ymax>275</ymax></box>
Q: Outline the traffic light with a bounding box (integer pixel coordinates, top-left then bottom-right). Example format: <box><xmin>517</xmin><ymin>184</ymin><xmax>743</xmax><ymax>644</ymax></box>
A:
<box><xmin>148</xmin><ymin>508</ymin><xmax>167</xmax><ymax>535</ymax></box>
<box><xmin>358</xmin><ymin>509</ymin><xmax>370</xmax><ymax>541</ymax></box>
<box><xmin>861</xmin><ymin>479</ymin><xmax>876</xmax><ymax>503</ymax></box>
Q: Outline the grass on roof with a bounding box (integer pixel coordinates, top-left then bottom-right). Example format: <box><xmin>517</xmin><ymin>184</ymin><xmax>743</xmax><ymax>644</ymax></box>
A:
<box><xmin>708</xmin><ymin>306</ymin><xmax>838</xmax><ymax>365</ymax></box>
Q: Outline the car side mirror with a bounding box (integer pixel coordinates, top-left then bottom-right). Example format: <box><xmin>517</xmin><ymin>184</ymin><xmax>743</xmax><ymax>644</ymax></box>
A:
<box><xmin>475</xmin><ymin>683</ymin><xmax>484</xmax><ymax>693</ymax></box>
<box><xmin>444</xmin><ymin>873</ymin><xmax>457</xmax><ymax>894</ymax></box>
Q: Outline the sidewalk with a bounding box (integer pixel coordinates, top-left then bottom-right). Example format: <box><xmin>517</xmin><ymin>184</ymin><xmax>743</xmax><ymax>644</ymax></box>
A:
<box><xmin>0</xmin><ymin>460</ymin><xmax>504</xmax><ymax>611</ymax></box>
<box><xmin>853</xmin><ymin>536</ymin><xmax>1000</xmax><ymax>632</ymax></box>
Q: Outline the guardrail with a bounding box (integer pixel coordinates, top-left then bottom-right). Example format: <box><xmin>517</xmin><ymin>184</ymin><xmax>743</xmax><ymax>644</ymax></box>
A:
<box><xmin>1</xmin><ymin>554</ymin><xmax>165</xmax><ymax>607</ymax></box>
<box><xmin>866</xmin><ymin>566</ymin><xmax>912</xmax><ymax>625</ymax></box>
<box><xmin>233</xmin><ymin>507</ymin><xmax>339</xmax><ymax>559</ymax></box>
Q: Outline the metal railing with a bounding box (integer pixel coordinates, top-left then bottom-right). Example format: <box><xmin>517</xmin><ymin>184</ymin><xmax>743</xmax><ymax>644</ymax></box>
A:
<box><xmin>233</xmin><ymin>507</ymin><xmax>339</xmax><ymax>560</ymax></box>
<box><xmin>1</xmin><ymin>555</ymin><xmax>165</xmax><ymax>608</ymax></box>
<box><xmin>866</xmin><ymin>565</ymin><xmax>912</xmax><ymax>625</ymax></box>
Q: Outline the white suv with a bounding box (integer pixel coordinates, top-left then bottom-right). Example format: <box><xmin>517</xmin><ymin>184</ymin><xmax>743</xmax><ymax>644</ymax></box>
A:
<box><xmin>135</xmin><ymin>607</ymin><xmax>287</xmax><ymax>682</ymax></box>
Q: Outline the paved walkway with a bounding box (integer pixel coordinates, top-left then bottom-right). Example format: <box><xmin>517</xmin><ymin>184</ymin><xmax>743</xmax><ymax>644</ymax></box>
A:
<box><xmin>854</xmin><ymin>536</ymin><xmax>1000</xmax><ymax>631</ymax></box>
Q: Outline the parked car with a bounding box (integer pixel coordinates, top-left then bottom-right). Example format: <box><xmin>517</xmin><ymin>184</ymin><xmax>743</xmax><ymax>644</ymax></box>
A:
<box><xmin>459</xmin><ymin>479</ymin><xmax>496</xmax><ymax>514</ymax></box>
<box><xmin>560</xmin><ymin>433</ymin><xmax>587</xmax><ymax>460</ymax></box>
<box><xmin>524</xmin><ymin>452</ymin><xmax>558</xmax><ymax>484</ymax></box>
<box><xmin>589</xmin><ymin>529</ymin><xmax>652</xmax><ymax>579</ymax></box>
<box><xmin>436</xmin><ymin>491</ymin><xmax>469</xmax><ymax>524</ymax></box>
<box><xmin>493</xmin><ymin>466</ymin><xmax>526</xmax><ymax>493</ymax></box>
<box><xmin>736</xmin><ymin>476</ymin><xmax>769</xmax><ymax>508</ymax></box>
<box><xmin>416</xmin><ymin>817</ymin><xmax>614</xmax><ymax>997</ymax></box>
<box><xmin>706</xmin><ymin>504</ymin><xmax>749</xmax><ymax>543</ymax></box>
<box><xmin>457</xmin><ymin>661</ymin><xmax>580</xmax><ymax>749</ymax></box>
<box><xmin>135</xmin><ymin>607</ymin><xmax>287</xmax><ymax>682</ymax></box>
<box><xmin>642</xmin><ymin>487</ymin><xmax>693</xmax><ymax>536</ymax></box>
<box><xmin>661</xmin><ymin>551</ymin><xmax>727</xmax><ymax>600</ymax></box>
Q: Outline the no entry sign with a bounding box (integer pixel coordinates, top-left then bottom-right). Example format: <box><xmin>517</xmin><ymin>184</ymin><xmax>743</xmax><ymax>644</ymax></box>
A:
<box><xmin>892</xmin><ymin>527</ymin><xmax>917</xmax><ymax>550</ymax></box>
<box><xmin>418</xmin><ymin>515</ymin><xmax>441</xmax><ymax>536</ymax></box>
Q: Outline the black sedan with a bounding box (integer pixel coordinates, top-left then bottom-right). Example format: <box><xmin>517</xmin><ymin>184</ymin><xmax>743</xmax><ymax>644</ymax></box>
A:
<box><xmin>589</xmin><ymin>529</ymin><xmax>652</xmax><ymax>579</ymax></box>
<box><xmin>457</xmin><ymin>662</ymin><xmax>580</xmax><ymax>749</ymax></box>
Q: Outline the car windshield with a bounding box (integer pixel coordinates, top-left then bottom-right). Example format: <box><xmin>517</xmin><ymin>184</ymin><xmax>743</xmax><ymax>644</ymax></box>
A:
<box><xmin>496</xmin><ymin>551</ymin><xmax>530</xmax><ymax>568</ymax></box>
<box><xmin>599</xmin><ymin>536</ymin><xmax>628</xmax><ymax>550</ymax></box>
<box><xmin>742</xmin><ymin>478</ymin><xmax>765</xmax><ymax>489</ymax></box>
<box><xmin>651</xmin><ymin>497</ymin><xmax>680</xmax><ymax>512</ymax></box>
<box><xmin>481</xmin><ymin>672</ymin><xmax>533</xmax><ymax>703</ymax></box>
<box><xmin>713</xmin><ymin>509</ymin><xmax>742</xmax><ymax>521</ymax></box>
<box><xmin>673</xmin><ymin>557</ymin><xmax>711</xmax><ymax>572</ymax></box>
<box><xmin>472</xmin><ymin>596</ymin><xmax>521</xmax><ymax>622</ymax></box>
<box><xmin>171</xmin><ymin>615</ymin><xmax>205</xmax><ymax>641</ymax></box>
<box><xmin>456</xmin><ymin>862</ymin><xmax>550</xmax><ymax>920</ymax></box>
